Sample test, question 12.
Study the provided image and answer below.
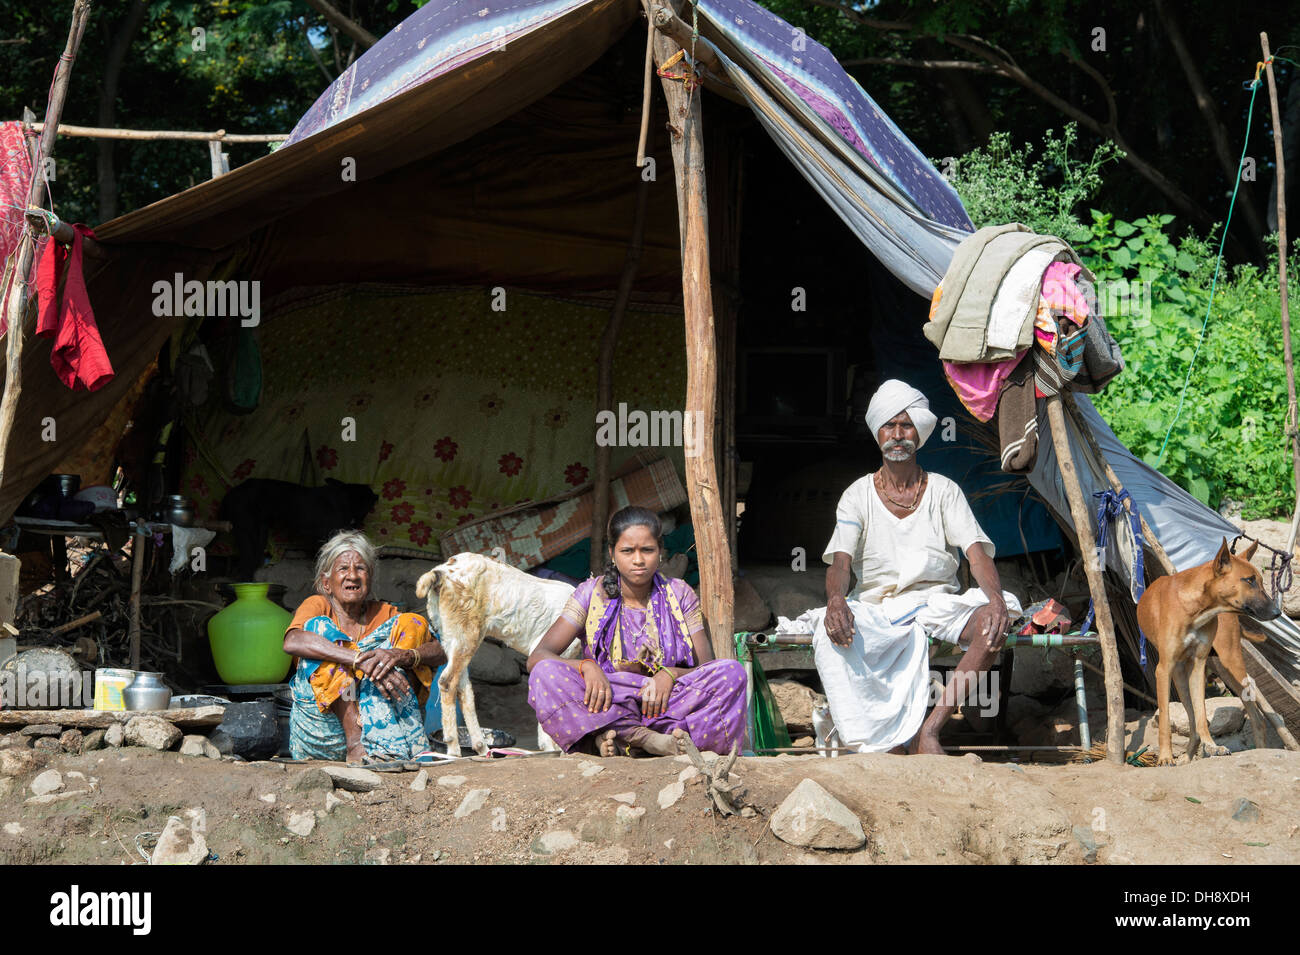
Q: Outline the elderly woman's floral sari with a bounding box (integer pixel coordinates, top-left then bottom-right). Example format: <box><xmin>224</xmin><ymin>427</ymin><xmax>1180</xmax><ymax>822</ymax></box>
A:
<box><xmin>286</xmin><ymin>595</ymin><xmax>433</xmax><ymax>760</ymax></box>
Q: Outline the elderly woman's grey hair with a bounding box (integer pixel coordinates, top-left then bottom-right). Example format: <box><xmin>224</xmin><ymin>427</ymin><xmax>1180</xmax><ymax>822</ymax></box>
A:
<box><xmin>314</xmin><ymin>531</ymin><xmax>378</xmax><ymax>597</ymax></box>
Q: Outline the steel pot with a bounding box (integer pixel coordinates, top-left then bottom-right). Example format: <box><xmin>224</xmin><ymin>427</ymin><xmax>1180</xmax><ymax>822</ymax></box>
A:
<box><xmin>163</xmin><ymin>495</ymin><xmax>195</xmax><ymax>527</ymax></box>
<box><xmin>123</xmin><ymin>672</ymin><xmax>172</xmax><ymax>711</ymax></box>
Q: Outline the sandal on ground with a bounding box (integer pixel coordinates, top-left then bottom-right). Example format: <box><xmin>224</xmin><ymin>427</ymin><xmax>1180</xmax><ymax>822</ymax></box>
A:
<box><xmin>350</xmin><ymin>753</ymin><xmax>415</xmax><ymax>772</ymax></box>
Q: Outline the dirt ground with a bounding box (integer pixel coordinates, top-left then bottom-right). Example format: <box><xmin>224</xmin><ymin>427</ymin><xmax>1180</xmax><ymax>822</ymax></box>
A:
<box><xmin>2</xmin><ymin>742</ymin><xmax>1298</xmax><ymax>865</ymax></box>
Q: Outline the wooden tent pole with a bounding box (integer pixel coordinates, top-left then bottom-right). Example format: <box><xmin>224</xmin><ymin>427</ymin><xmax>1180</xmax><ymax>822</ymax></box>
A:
<box><xmin>1261</xmin><ymin>34</ymin><xmax>1300</xmax><ymax>554</ymax></box>
<box><xmin>1063</xmin><ymin>394</ymin><xmax>1175</xmax><ymax>575</ymax></box>
<box><xmin>0</xmin><ymin>0</ymin><xmax>93</xmax><ymax>492</ymax></box>
<box><xmin>651</xmin><ymin>1</ymin><xmax>735</xmax><ymax>658</ymax></box>
<box><xmin>30</xmin><ymin>122</ymin><xmax>285</xmax><ymax>142</ymax></box>
<box><xmin>1045</xmin><ymin>394</ymin><xmax>1126</xmax><ymax>763</ymax></box>
<box><xmin>590</xmin><ymin>176</ymin><xmax>651</xmax><ymax>575</ymax></box>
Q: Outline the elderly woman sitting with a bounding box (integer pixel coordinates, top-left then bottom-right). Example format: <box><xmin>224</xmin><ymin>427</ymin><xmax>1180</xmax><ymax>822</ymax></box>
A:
<box><xmin>283</xmin><ymin>531</ymin><xmax>446</xmax><ymax>765</ymax></box>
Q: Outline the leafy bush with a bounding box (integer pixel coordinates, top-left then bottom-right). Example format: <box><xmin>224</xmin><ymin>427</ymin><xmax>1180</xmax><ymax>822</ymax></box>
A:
<box><xmin>942</xmin><ymin>129</ymin><xmax>1299</xmax><ymax>517</ymax></box>
<box><xmin>1082</xmin><ymin>213</ymin><xmax>1298</xmax><ymax>517</ymax></box>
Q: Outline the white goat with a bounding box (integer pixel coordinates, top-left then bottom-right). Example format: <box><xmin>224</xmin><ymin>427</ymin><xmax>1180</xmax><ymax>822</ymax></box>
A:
<box><xmin>414</xmin><ymin>552</ymin><xmax>579</xmax><ymax>756</ymax></box>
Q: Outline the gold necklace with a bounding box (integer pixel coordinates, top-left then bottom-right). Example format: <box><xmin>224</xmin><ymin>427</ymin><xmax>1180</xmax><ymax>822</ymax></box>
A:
<box><xmin>876</xmin><ymin>470</ymin><xmax>926</xmax><ymax>510</ymax></box>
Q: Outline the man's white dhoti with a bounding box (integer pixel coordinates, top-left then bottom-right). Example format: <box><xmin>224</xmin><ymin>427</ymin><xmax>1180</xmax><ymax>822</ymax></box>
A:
<box><xmin>814</xmin><ymin>469</ymin><xmax>1021</xmax><ymax>752</ymax></box>
<box><xmin>808</xmin><ymin>589</ymin><xmax>1021</xmax><ymax>752</ymax></box>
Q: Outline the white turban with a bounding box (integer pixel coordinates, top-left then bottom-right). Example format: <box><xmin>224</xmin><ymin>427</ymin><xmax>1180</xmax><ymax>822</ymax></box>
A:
<box><xmin>865</xmin><ymin>379</ymin><xmax>937</xmax><ymax>448</ymax></box>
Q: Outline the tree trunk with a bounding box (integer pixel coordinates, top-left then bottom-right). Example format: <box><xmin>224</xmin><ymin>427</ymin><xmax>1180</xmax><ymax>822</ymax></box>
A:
<box><xmin>96</xmin><ymin>0</ymin><xmax>147</xmax><ymax>223</ymax></box>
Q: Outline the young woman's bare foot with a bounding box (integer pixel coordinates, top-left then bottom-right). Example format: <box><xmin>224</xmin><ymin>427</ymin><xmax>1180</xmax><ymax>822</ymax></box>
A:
<box><xmin>621</xmin><ymin>726</ymin><xmax>689</xmax><ymax>756</ymax></box>
<box><xmin>595</xmin><ymin>729</ymin><xmax>619</xmax><ymax>757</ymax></box>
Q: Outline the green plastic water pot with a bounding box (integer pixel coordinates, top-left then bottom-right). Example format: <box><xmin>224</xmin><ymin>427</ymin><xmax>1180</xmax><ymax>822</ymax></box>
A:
<box><xmin>207</xmin><ymin>583</ymin><xmax>293</xmax><ymax>685</ymax></box>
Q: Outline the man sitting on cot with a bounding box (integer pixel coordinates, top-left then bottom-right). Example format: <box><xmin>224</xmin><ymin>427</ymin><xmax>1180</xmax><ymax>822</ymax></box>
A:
<box><xmin>813</xmin><ymin>379</ymin><xmax>1021</xmax><ymax>755</ymax></box>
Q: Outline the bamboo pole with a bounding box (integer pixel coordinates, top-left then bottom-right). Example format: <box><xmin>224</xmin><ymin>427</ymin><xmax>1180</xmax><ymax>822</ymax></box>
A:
<box><xmin>0</xmin><ymin>0</ymin><xmax>92</xmax><ymax>493</ymax></box>
<box><xmin>1045</xmin><ymin>394</ymin><xmax>1126</xmax><ymax>762</ymax></box>
<box><xmin>651</xmin><ymin>0</ymin><xmax>735</xmax><ymax>658</ymax></box>
<box><xmin>30</xmin><ymin>122</ymin><xmax>285</xmax><ymax>142</ymax></box>
<box><xmin>589</xmin><ymin>176</ymin><xmax>651</xmax><ymax>575</ymax></box>
<box><xmin>129</xmin><ymin>525</ymin><xmax>145</xmax><ymax>671</ymax></box>
<box><xmin>1261</xmin><ymin>35</ymin><xmax>1300</xmax><ymax>554</ymax></box>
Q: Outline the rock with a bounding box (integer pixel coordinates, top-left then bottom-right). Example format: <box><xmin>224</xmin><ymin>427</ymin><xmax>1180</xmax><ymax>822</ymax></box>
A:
<box><xmin>1231</xmin><ymin>798</ymin><xmax>1261</xmax><ymax>823</ymax></box>
<box><xmin>29</xmin><ymin>769</ymin><xmax>63</xmax><ymax>797</ymax></box>
<box><xmin>104</xmin><ymin>723</ymin><xmax>124</xmax><ymax>747</ymax></box>
<box><xmin>25</xmin><ymin>790</ymin><xmax>90</xmax><ymax>806</ymax></box>
<box><xmin>286</xmin><ymin>811</ymin><xmax>316</xmax><ymax>837</ymax></box>
<box><xmin>207</xmin><ymin>730</ymin><xmax>234</xmax><ymax>756</ymax></box>
<box><xmin>125</xmin><ymin>716</ymin><xmax>182</xmax><ymax>751</ymax></box>
<box><xmin>534</xmin><ymin>830</ymin><xmax>578</xmax><ymax>855</ymax></box>
<box><xmin>19</xmin><ymin>723</ymin><xmax>62</xmax><ymax>737</ymax></box>
<box><xmin>609</xmin><ymin>792</ymin><xmax>636</xmax><ymax>805</ymax></box>
<box><xmin>258</xmin><ymin>793</ymin><xmax>277</xmax><ymax>804</ymax></box>
<box><xmin>657</xmin><ymin>781</ymin><xmax>685</xmax><ymax>809</ymax></box>
<box><xmin>321</xmin><ymin>765</ymin><xmax>384</xmax><ymax>792</ymax></box>
<box><xmin>768</xmin><ymin>679</ymin><xmax>818</xmax><ymax>733</ymax></box>
<box><xmin>436</xmin><ymin>774</ymin><xmax>467</xmax><ymax>788</ymax></box>
<box><xmin>0</xmin><ymin>747</ymin><xmax>49</xmax><ymax>776</ymax></box>
<box><xmin>409</xmin><ymin>770</ymin><xmax>429</xmax><ymax>792</ymax></box>
<box><xmin>59</xmin><ymin>729</ymin><xmax>83</xmax><ymax>753</ymax></box>
<box><xmin>291</xmin><ymin>768</ymin><xmax>335</xmax><ymax>793</ymax></box>
<box><xmin>82</xmin><ymin>730</ymin><xmax>105</xmax><ymax>752</ymax></box>
<box><xmin>151</xmin><ymin>811</ymin><xmax>208</xmax><ymax>865</ymax></box>
<box><xmin>964</xmin><ymin>752</ymin><xmax>983</xmax><ymax>766</ymax></box>
<box><xmin>740</xmin><ymin>806</ymin><xmax>757</xmax><ymax>818</ymax></box>
<box><xmin>211</xmin><ymin>700</ymin><xmax>280</xmax><ymax>760</ymax></box>
<box><xmin>0</xmin><ymin>778</ymin><xmax>10</xmax><ymax>799</ymax></box>
<box><xmin>770</xmin><ymin>778</ymin><xmax>866</xmax><ymax>850</ymax></box>
<box><xmin>467</xmin><ymin>640</ymin><xmax>525</xmax><ymax>685</ymax></box>
<box><xmin>324</xmin><ymin>792</ymin><xmax>347</xmax><ymax>814</ymax></box>
<box><xmin>577</xmin><ymin>761</ymin><xmax>604</xmax><ymax>777</ymax></box>
<box><xmin>3</xmin><ymin>821</ymin><xmax>22</xmax><ymax>835</ymax></box>
<box><xmin>0</xmin><ymin>732</ymin><xmax>29</xmax><ymax>749</ymax></box>
<box><xmin>179</xmin><ymin>735</ymin><xmax>218</xmax><ymax>758</ymax></box>
<box><xmin>733</xmin><ymin>575</ymin><xmax>773</xmax><ymax>632</ymax></box>
<box><xmin>678</xmin><ymin>766</ymin><xmax>700</xmax><ymax>785</ymax></box>
<box><xmin>33</xmin><ymin>737</ymin><xmax>60</xmax><ymax>752</ymax></box>
<box><xmin>615</xmin><ymin>805</ymin><xmax>646</xmax><ymax>830</ymax></box>
<box><xmin>363</xmin><ymin>846</ymin><xmax>391</xmax><ymax>865</ymax></box>
<box><xmin>1072</xmin><ymin>825</ymin><xmax>1098</xmax><ymax>863</ymax></box>
<box><xmin>453</xmin><ymin>788</ymin><xmax>491</xmax><ymax>818</ymax></box>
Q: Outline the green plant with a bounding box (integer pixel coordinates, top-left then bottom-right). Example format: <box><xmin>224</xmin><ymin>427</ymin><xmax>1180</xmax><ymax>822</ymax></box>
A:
<box><xmin>1083</xmin><ymin>213</ymin><xmax>1297</xmax><ymax>517</ymax></box>
<box><xmin>939</xmin><ymin>123</ymin><xmax>1122</xmax><ymax>241</ymax></box>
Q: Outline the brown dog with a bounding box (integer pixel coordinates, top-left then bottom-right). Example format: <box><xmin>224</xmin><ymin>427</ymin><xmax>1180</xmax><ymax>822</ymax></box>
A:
<box><xmin>1136</xmin><ymin>539</ymin><xmax>1279</xmax><ymax>765</ymax></box>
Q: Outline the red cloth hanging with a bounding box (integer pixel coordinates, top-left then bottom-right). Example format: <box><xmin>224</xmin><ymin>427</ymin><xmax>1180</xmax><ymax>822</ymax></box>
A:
<box><xmin>33</xmin><ymin>223</ymin><xmax>114</xmax><ymax>392</ymax></box>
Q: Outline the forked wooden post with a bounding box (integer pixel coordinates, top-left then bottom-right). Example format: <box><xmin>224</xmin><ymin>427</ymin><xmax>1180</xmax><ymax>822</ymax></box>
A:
<box><xmin>590</xmin><ymin>176</ymin><xmax>651</xmax><ymax>575</ymax></box>
<box><xmin>650</xmin><ymin>1</ymin><xmax>735</xmax><ymax>658</ymax></box>
<box><xmin>0</xmin><ymin>0</ymin><xmax>93</xmax><ymax>491</ymax></box>
<box><xmin>1045</xmin><ymin>394</ymin><xmax>1126</xmax><ymax>763</ymax></box>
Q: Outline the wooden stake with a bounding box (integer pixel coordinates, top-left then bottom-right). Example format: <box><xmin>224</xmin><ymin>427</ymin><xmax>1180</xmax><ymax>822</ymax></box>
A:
<box><xmin>590</xmin><ymin>176</ymin><xmax>651</xmax><ymax>575</ymax></box>
<box><xmin>1045</xmin><ymin>394</ymin><xmax>1126</xmax><ymax>763</ymax></box>
<box><xmin>0</xmin><ymin>0</ymin><xmax>92</xmax><ymax>494</ymax></box>
<box><xmin>651</xmin><ymin>1</ymin><xmax>734</xmax><ymax>658</ymax></box>
<box><xmin>129</xmin><ymin>526</ymin><xmax>145</xmax><ymax>671</ymax></box>
<box><xmin>1261</xmin><ymin>34</ymin><xmax>1300</xmax><ymax>553</ymax></box>
<box><xmin>31</xmin><ymin>122</ymin><xmax>285</xmax><ymax>142</ymax></box>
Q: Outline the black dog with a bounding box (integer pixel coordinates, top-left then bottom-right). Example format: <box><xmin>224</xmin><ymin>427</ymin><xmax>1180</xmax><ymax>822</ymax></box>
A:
<box><xmin>220</xmin><ymin>478</ymin><xmax>379</xmax><ymax>581</ymax></box>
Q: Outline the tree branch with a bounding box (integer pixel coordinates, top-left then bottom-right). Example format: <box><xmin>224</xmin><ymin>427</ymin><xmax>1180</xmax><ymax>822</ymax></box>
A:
<box><xmin>302</xmin><ymin>16</ymin><xmax>335</xmax><ymax>83</ymax></box>
<box><xmin>303</xmin><ymin>0</ymin><xmax>377</xmax><ymax>49</ymax></box>
<box><xmin>800</xmin><ymin>0</ymin><xmax>912</xmax><ymax>31</ymax></box>
<box><xmin>842</xmin><ymin>56</ymin><xmax>1001</xmax><ymax>73</ymax></box>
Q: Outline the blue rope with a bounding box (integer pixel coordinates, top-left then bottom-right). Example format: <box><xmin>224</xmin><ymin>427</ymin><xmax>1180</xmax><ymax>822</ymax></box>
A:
<box><xmin>1155</xmin><ymin>76</ymin><xmax>1261</xmax><ymax>467</ymax></box>
<box><xmin>1080</xmin><ymin>489</ymin><xmax>1148</xmax><ymax>666</ymax></box>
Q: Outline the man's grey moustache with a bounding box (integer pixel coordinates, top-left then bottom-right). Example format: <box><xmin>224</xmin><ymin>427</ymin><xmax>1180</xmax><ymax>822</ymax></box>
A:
<box><xmin>881</xmin><ymin>439</ymin><xmax>916</xmax><ymax>452</ymax></box>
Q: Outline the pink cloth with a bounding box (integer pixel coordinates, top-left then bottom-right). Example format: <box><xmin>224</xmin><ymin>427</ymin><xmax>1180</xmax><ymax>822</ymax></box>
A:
<box><xmin>1040</xmin><ymin>261</ymin><xmax>1090</xmax><ymax>323</ymax></box>
<box><xmin>943</xmin><ymin>351</ymin><xmax>1027</xmax><ymax>422</ymax></box>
